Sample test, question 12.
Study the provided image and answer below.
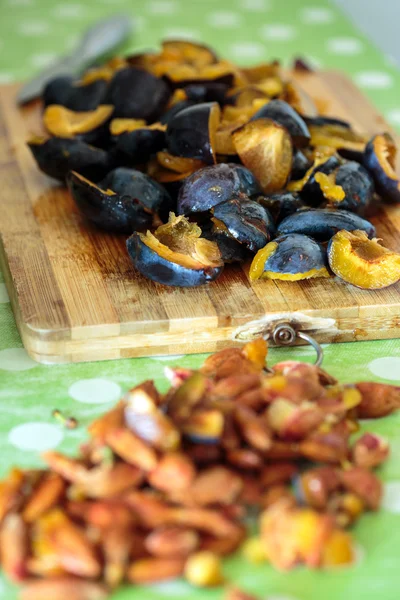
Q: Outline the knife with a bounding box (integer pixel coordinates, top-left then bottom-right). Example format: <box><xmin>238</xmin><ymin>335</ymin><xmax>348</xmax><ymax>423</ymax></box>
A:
<box><xmin>17</xmin><ymin>14</ymin><xmax>133</xmax><ymax>105</ymax></box>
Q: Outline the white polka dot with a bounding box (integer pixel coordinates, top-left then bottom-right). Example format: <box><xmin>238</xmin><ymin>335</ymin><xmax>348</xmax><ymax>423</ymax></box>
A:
<box><xmin>207</xmin><ymin>11</ymin><xmax>241</xmax><ymax>28</ymax></box>
<box><xmin>30</xmin><ymin>53</ymin><xmax>57</xmax><ymax>68</ymax></box>
<box><xmin>260</xmin><ymin>24</ymin><xmax>296</xmax><ymax>41</ymax></box>
<box><xmin>153</xmin><ymin>354</ymin><xmax>185</xmax><ymax>361</ymax></box>
<box><xmin>8</xmin><ymin>422</ymin><xmax>63</xmax><ymax>452</ymax></box>
<box><xmin>52</xmin><ymin>3</ymin><xmax>85</xmax><ymax>17</ymax></box>
<box><xmin>353</xmin><ymin>542</ymin><xmax>365</xmax><ymax>567</ymax></box>
<box><xmin>327</xmin><ymin>37</ymin><xmax>364</xmax><ymax>56</ymax></box>
<box><xmin>0</xmin><ymin>348</ymin><xmax>37</xmax><ymax>371</ymax></box>
<box><xmin>367</xmin><ymin>356</ymin><xmax>400</xmax><ymax>380</ymax></box>
<box><xmin>0</xmin><ymin>283</ymin><xmax>9</xmax><ymax>303</ymax></box>
<box><xmin>230</xmin><ymin>42</ymin><xmax>265</xmax><ymax>60</ymax></box>
<box><xmin>68</xmin><ymin>378</ymin><xmax>122</xmax><ymax>404</ymax></box>
<box><xmin>18</xmin><ymin>21</ymin><xmax>49</xmax><ymax>36</ymax></box>
<box><xmin>300</xmin><ymin>6</ymin><xmax>334</xmax><ymax>24</ymax></box>
<box><xmin>147</xmin><ymin>0</ymin><xmax>177</xmax><ymax>14</ymax></box>
<box><xmin>239</xmin><ymin>0</ymin><xmax>270</xmax><ymax>11</ymax></box>
<box><xmin>151</xmin><ymin>580</ymin><xmax>192</xmax><ymax>596</ymax></box>
<box><xmin>0</xmin><ymin>73</ymin><xmax>14</xmax><ymax>85</ymax></box>
<box><xmin>387</xmin><ymin>109</ymin><xmax>400</xmax><ymax>126</ymax></box>
<box><xmin>355</xmin><ymin>71</ymin><xmax>393</xmax><ymax>90</ymax></box>
<box><xmin>163</xmin><ymin>28</ymin><xmax>200</xmax><ymax>41</ymax></box>
<box><xmin>382</xmin><ymin>482</ymin><xmax>400</xmax><ymax>513</ymax></box>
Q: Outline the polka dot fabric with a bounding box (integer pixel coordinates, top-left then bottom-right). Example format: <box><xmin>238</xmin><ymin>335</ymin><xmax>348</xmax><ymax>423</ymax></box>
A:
<box><xmin>1</xmin><ymin>0</ymin><xmax>400</xmax><ymax>598</ymax></box>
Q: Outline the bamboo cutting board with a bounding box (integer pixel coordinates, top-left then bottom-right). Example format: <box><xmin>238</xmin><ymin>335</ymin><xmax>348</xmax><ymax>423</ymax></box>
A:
<box><xmin>1</xmin><ymin>70</ymin><xmax>400</xmax><ymax>364</ymax></box>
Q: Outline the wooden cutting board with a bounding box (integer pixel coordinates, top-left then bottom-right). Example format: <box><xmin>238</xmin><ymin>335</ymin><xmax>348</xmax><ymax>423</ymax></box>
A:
<box><xmin>1</xmin><ymin>70</ymin><xmax>400</xmax><ymax>364</ymax></box>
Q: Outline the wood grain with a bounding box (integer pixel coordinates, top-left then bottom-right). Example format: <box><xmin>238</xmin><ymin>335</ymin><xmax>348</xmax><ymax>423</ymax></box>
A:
<box><xmin>1</xmin><ymin>72</ymin><xmax>400</xmax><ymax>364</ymax></box>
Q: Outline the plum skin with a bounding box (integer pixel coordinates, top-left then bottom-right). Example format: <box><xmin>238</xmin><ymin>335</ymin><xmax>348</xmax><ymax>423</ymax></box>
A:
<box><xmin>27</xmin><ymin>137</ymin><xmax>113</xmax><ymax>183</ymax></box>
<box><xmin>250</xmin><ymin>233</ymin><xmax>329</xmax><ymax>281</ymax></box>
<box><xmin>67</xmin><ymin>168</ymin><xmax>171</xmax><ymax>233</ymax></box>
<box><xmin>276</xmin><ymin>208</ymin><xmax>376</xmax><ymax>242</ymax></box>
<box><xmin>177</xmin><ymin>163</ymin><xmax>261</xmax><ymax>215</ymax></box>
<box><xmin>212</xmin><ymin>198</ymin><xmax>275</xmax><ymax>253</ymax></box>
<box><xmin>363</xmin><ymin>133</ymin><xmax>400</xmax><ymax>203</ymax></box>
<box><xmin>126</xmin><ymin>233</ymin><xmax>224</xmax><ymax>287</ymax></box>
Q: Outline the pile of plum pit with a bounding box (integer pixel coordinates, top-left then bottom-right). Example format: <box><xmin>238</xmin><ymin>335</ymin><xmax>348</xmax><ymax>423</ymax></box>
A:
<box><xmin>1</xmin><ymin>340</ymin><xmax>399</xmax><ymax>600</ymax></box>
<box><xmin>28</xmin><ymin>40</ymin><xmax>400</xmax><ymax>289</ymax></box>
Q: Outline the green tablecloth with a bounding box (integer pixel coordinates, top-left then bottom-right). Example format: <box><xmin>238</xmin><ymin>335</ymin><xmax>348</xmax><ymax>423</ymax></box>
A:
<box><xmin>1</xmin><ymin>0</ymin><xmax>400</xmax><ymax>598</ymax></box>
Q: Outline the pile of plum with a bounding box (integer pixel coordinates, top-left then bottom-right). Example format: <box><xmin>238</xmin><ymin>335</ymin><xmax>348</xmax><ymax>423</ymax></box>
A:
<box><xmin>28</xmin><ymin>40</ymin><xmax>400</xmax><ymax>289</ymax></box>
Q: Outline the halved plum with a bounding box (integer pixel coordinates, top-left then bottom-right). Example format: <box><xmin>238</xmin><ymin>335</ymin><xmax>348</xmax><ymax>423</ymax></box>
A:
<box><xmin>110</xmin><ymin>121</ymin><xmax>166</xmax><ymax>165</ymax></box>
<box><xmin>250</xmin><ymin>233</ymin><xmax>329</xmax><ymax>281</ymax></box>
<box><xmin>232</xmin><ymin>118</ymin><xmax>293</xmax><ymax>194</ymax></box>
<box><xmin>67</xmin><ymin>167</ymin><xmax>171</xmax><ymax>233</ymax></box>
<box><xmin>289</xmin><ymin>155</ymin><xmax>342</xmax><ymax>206</ymax></box>
<box><xmin>27</xmin><ymin>136</ymin><xmax>113</xmax><ymax>182</ymax></box>
<box><xmin>104</xmin><ymin>67</ymin><xmax>171</xmax><ymax>121</ymax></box>
<box><xmin>166</xmin><ymin>101</ymin><xmax>221</xmax><ymax>164</ymax></box>
<box><xmin>163</xmin><ymin>62</ymin><xmax>234</xmax><ymax>89</ymax></box>
<box><xmin>43</xmin><ymin>76</ymin><xmax>108</xmax><ymax>111</ymax></box>
<box><xmin>317</xmin><ymin>161</ymin><xmax>375</xmax><ymax>214</ymax></box>
<box><xmin>328</xmin><ymin>230</ymin><xmax>400</xmax><ymax>289</ymax></box>
<box><xmin>126</xmin><ymin>213</ymin><xmax>224</xmax><ymax>287</ymax></box>
<box><xmin>212</xmin><ymin>198</ymin><xmax>275</xmax><ymax>252</ymax></box>
<box><xmin>160</xmin><ymin>100</ymin><xmax>197</xmax><ymax>125</ymax></box>
<box><xmin>251</xmin><ymin>99</ymin><xmax>310</xmax><ymax>147</ymax></box>
<box><xmin>43</xmin><ymin>104</ymin><xmax>114</xmax><ymax>146</ymax></box>
<box><xmin>277</xmin><ymin>208</ymin><xmax>376</xmax><ymax>241</ymax></box>
<box><xmin>363</xmin><ymin>133</ymin><xmax>400</xmax><ymax>203</ymax></box>
<box><xmin>156</xmin><ymin>151</ymin><xmax>205</xmax><ymax>174</ymax></box>
<box><xmin>177</xmin><ymin>163</ymin><xmax>261</xmax><ymax>214</ymax></box>
<box><xmin>308</xmin><ymin>122</ymin><xmax>367</xmax><ymax>154</ymax></box>
<box><xmin>201</xmin><ymin>222</ymin><xmax>250</xmax><ymax>263</ymax></box>
<box><xmin>161</xmin><ymin>39</ymin><xmax>218</xmax><ymax>69</ymax></box>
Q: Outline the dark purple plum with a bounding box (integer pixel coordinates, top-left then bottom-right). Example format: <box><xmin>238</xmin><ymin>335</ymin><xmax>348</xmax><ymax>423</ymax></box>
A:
<box><xmin>126</xmin><ymin>214</ymin><xmax>224</xmax><ymax>287</ymax></box>
<box><xmin>166</xmin><ymin>101</ymin><xmax>220</xmax><ymax>164</ymax></box>
<box><xmin>363</xmin><ymin>133</ymin><xmax>400</xmax><ymax>203</ymax></box>
<box><xmin>328</xmin><ymin>161</ymin><xmax>375</xmax><ymax>214</ymax></box>
<box><xmin>43</xmin><ymin>76</ymin><xmax>108</xmax><ymax>111</ymax></box>
<box><xmin>300</xmin><ymin>155</ymin><xmax>342</xmax><ymax>206</ymax></box>
<box><xmin>27</xmin><ymin>136</ymin><xmax>113</xmax><ymax>182</ymax></box>
<box><xmin>104</xmin><ymin>67</ymin><xmax>171</xmax><ymax>121</ymax></box>
<box><xmin>67</xmin><ymin>167</ymin><xmax>171</xmax><ymax>233</ymax></box>
<box><xmin>276</xmin><ymin>208</ymin><xmax>376</xmax><ymax>241</ymax></box>
<box><xmin>212</xmin><ymin>198</ymin><xmax>275</xmax><ymax>252</ymax></box>
<box><xmin>250</xmin><ymin>233</ymin><xmax>329</xmax><ymax>281</ymax></box>
<box><xmin>111</xmin><ymin>128</ymin><xmax>166</xmax><ymax>165</ymax></box>
<box><xmin>177</xmin><ymin>163</ymin><xmax>261</xmax><ymax>214</ymax></box>
<box><xmin>251</xmin><ymin>99</ymin><xmax>310</xmax><ymax>147</ymax></box>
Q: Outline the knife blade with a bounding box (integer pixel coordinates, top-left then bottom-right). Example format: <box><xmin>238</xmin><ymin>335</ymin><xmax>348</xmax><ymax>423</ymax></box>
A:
<box><xmin>17</xmin><ymin>14</ymin><xmax>133</xmax><ymax>105</ymax></box>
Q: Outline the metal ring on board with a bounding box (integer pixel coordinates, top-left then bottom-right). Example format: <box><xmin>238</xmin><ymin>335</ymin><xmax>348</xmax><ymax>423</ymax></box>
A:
<box><xmin>264</xmin><ymin>322</ymin><xmax>324</xmax><ymax>372</ymax></box>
